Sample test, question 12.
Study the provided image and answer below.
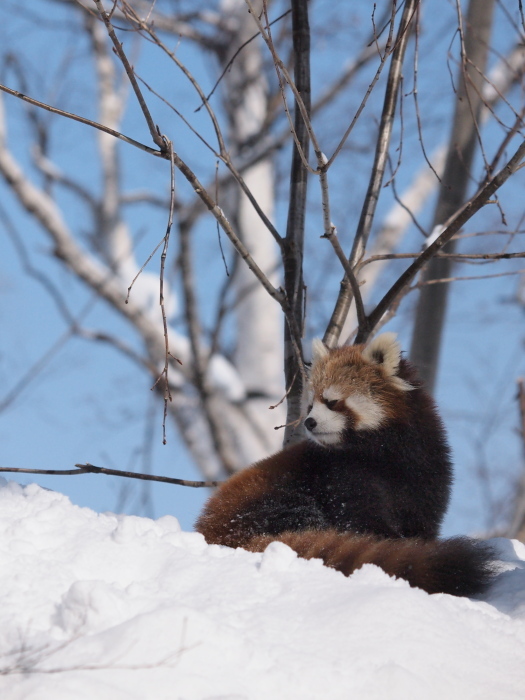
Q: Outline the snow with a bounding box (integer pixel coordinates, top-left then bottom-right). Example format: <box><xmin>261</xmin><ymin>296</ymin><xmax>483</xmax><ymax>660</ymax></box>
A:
<box><xmin>0</xmin><ymin>479</ymin><xmax>524</xmax><ymax>700</ymax></box>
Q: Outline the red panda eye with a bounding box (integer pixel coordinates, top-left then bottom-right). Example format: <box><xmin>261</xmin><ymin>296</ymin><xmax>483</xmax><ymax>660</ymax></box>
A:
<box><xmin>325</xmin><ymin>399</ymin><xmax>338</xmax><ymax>410</ymax></box>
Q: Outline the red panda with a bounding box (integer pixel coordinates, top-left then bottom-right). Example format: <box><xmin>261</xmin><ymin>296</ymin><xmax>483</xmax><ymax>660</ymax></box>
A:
<box><xmin>196</xmin><ymin>333</ymin><xmax>495</xmax><ymax>597</ymax></box>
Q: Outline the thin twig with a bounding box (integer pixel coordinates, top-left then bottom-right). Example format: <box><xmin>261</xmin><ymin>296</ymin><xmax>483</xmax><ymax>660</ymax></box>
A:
<box><xmin>409</xmin><ymin>0</ymin><xmax>497</xmax><ymax>392</ymax></box>
<box><xmin>324</xmin><ymin>0</ymin><xmax>403</xmax><ymax>170</ymax></box>
<box><xmin>358</xmin><ymin>136</ymin><xmax>525</xmax><ymax>342</ymax></box>
<box><xmin>178</xmin><ymin>34</ymin><xmax>392</xmax><ymax>232</ymax></box>
<box><xmin>482</xmin><ymin>108</ymin><xmax>525</xmax><ymax>184</ymax></box>
<box><xmin>155</xmin><ymin>137</ymin><xmax>177</xmax><ymax>444</ymax></box>
<box><xmin>93</xmin><ymin>0</ymin><xmax>166</xmax><ymax>151</ymax></box>
<box><xmin>136</xmin><ymin>71</ymin><xmax>283</xmax><ymax>247</ymax></box>
<box><xmin>0</xmin><ymin>464</ymin><xmax>220</xmax><ymax>488</ymax></box>
<box><xmin>352</xmin><ymin>0</ymin><xmax>417</xmax><ymax>259</ymax></box>
<box><xmin>195</xmin><ymin>8</ymin><xmax>292</xmax><ymax>111</ymax></box>
<box><xmin>121</xmin><ymin>0</ymin><xmax>227</xmax><ymax>157</ymax></box>
<box><xmin>321</xmin><ymin>225</ymin><xmax>367</xmax><ymax>332</ymax></box>
<box><xmin>323</xmin><ymin>0</ymin><xmax>418</xmax><ymax>348</ymax></box>
<box><xmin>124</xmin><ymin>234</ymin><xmax>167</xmax><ymax>303</ymax></box>
<box><xmin>269</xmin><ymin>370</ymin><xmax>298</xmax><ymax>410</ymax></box>
<box><xmin>215</xmin><ymin>160</ymin><xmax>230</xmax><ymax>277</ymax></box>
<box><xmin>0</xmin><ymin>83</ymin><xmax>163</xmax><ymax>157</ymax></box>
<box><xmin>4</xmin><ymin>82</ymin><xmax>283</xmax><ymax>301</ymax></box>
<box><xmin>411</xmin><ymin>6</ymin><xmax>443</xmax><ymax>182</ymax></box>
<box><xmin>244</xmin><ymin>0</ymin><xmax>318</xmax><ymax>174</ymax></box>
<box><xmin>411</xmin><ymin>268</ymin><xmax>525</xmax><ymax>286</ymax></box>
<box><xmin>359</xmin><ymin>250</ymin><xmax>525</xmax><ymax>266</ymax></box>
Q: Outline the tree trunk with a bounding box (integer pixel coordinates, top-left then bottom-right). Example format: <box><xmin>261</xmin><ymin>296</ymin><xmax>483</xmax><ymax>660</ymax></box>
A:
<box><xmin>283</xmin><ymin>0</ymin><xmax>311</xmax><ymax>445</ymax></box>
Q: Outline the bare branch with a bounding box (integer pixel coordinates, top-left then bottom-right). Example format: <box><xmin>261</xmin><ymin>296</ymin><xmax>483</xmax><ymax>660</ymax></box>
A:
<box><xmin>321</xmin><ymin>224</ymin><xmax>367</xmax><ymax>333</ymax></box>
<box><xmin>340</xmin><ymin>41</ymin><xmax>525</xmax><ymax>343</ymax></box>
<box><xmin>195</xmin><ymin>8</ymin><xmax>292</xmax><ymax>111</ymax></box>
<box><xmin>360</xmin><ymin>250</ymin><xmax>525</xmax><ymax>265</ymax></box>
<box><xmin>92</xmin><ymin>0</ymin><xmax>166</xmax><ymax>151</ymax></box>
<box><xmin>412</xmin><ymin>268</ymin><xmax>525</xmax><ymax>286</ymax></box>
<box><xmin>360</xmin><ymin>136</ymin><xmax>525</xmax><ymax>341</ymax></box>
<box><xmin>178</xmin><ymin>212</ymin><xmax>240</xmax><ymax>474</ymax></box>
<box><xmin>136</xmin><ymin>71</ymin><xmax>283</xmax><ymax>247</ymax></box>
<box><xmin>105</xmin><ymin>7</ymin><xmax>286</xmax><ymax>293</ymax></box>
<box><xmin>409</xmin><ymin>0</ymin><xmax>496</xmax><ymax>392</ymax></box>
<box><xmin>323</xmin><ymin>0</ymin><xmax>419</xmax><ymax>348</ymax></box>
<box><xmin>0</xmin><ymin>464</ymin><xmax>220</xmax><ymax>488</ymax></box>
<box><xmin>80</xmin><ymin>0</ymin><xmax>232</xmax><ymax>48</ymax></box>
<box><xmin>157</xmin><ymin>138</ymin><xmax>176</xmax><ymax>444</ymax></box>
<box><xmin>0</xmin><ymin>82</ymin><xmax>163</xmax><ymax>156</ymax></box>
<box><xmin>324</xmin><ymin>1</ymin><xmax>400</xmax><ymax>170</ymax></box>
<box><xmin>175</xmin><ymin>151</ymin><xmax>286</xmax><ymax>304</ymax></box>
<box><xmin>243</xmin><ymin>0</ymin><xmax>319</xmax><ymax>174</ymax></box>
<box><xmin>0</xmin><ymin>14</ymin><xmax>290</xmax><ymax>477</ymax></box>
<box><xmin>177</xmin><ymin>32</ymin><xmax>394</xmax><ymax>233</ymax></box>
<box><xmin>120</xmin><ymin>1</ymin><xmax>228</xmax><ymax>157</ymax></box>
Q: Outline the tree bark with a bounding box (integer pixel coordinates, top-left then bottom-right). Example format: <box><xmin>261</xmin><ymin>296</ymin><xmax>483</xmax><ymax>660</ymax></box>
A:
<box><xmin>283</xmin><ymin>0</ymin><xmax>311</xmax><ymax>445</ymax></box>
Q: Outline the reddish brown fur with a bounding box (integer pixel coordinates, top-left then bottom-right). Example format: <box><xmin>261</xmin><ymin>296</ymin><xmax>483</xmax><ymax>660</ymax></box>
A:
<box><xmin>196</xmin><ymin>442</ymin><xmax>307</xmax><ymax>548</ymax></box>
<box><xmin>243</xmin><ymin>531</ymin><xmax>495</xmax><ymax>596</ymax></box>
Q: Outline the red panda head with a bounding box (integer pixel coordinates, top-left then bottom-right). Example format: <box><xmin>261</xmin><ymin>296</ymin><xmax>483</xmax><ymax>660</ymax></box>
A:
<box><xmin>303</xmin><ymin>333</ymin><xmax>414</xmax><ymax>447</ymax></box>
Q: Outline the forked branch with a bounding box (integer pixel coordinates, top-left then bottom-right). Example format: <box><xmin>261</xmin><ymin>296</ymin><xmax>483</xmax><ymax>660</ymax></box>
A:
<box><xmin>356</xmin><ymin>137</ymin><xmax>525</xmax><ymax>343</ymax></box>
<box><xmin>323</xmin><ymin>0</ymin><xmax>419</xmax><ymax>348</ymax></box>
<box><xmin>93</xmin><ymin>0</ymin><xmax>167</xmax><ymax>151</ymax></box>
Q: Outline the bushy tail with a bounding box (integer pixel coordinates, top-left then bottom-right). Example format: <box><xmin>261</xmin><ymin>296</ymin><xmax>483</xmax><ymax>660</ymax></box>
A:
<box><xmin>245</xmin><ymin>530</ymin><xmax>496</xmax><ymax>597</ymax></box>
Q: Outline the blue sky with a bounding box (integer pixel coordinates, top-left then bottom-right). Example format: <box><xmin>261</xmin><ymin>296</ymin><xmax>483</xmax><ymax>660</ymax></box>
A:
<box><xmin>1</xmin><ymin>0</ymin><xmax>525</xmax><ymax>535</ymax></box>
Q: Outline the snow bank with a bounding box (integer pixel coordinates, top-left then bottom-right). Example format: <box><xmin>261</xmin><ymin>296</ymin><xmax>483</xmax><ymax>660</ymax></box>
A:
<box><xmin>0</xmin><ymin>479</ymin><xmax>524</xmax><ymax>700</ymax></box>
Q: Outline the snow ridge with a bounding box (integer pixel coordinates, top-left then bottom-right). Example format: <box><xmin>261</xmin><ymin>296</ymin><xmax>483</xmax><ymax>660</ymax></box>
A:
<box><xmin>0</xmin><ymin>479</ymin><xmax>524</xmax><ymax>700</ymax></box>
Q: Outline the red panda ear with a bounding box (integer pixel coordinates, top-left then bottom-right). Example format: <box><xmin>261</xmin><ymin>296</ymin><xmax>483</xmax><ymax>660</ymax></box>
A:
<box><xmin>362</xmin><ymin>333</ymin><xmax>401</xmax><ymax>376</ymax></box>
<box><xmin>312</xmin><ymin>338</ymin><xmax>329</xmax><ymax>363</ymax></box>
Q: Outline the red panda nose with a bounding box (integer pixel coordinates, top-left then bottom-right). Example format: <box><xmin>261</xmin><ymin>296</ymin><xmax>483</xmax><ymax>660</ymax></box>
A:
<box><xmin>304</xmin><ymin>417</ymin><xmax>317</xmax><ymax>432</ymax></box>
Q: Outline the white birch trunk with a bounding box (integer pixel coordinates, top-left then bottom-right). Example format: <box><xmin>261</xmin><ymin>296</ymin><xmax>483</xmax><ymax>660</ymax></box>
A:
<box><xmin>220</xmin><ymin>0</ymin><xmax>285</xmax><ymax>459</ymax></box>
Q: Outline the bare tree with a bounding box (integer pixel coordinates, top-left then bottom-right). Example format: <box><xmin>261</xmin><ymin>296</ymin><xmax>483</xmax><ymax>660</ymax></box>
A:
<box><xmin>1</xmin><ymin>0</ymin><xmax>525</xmax><ymax>536</ymax></box>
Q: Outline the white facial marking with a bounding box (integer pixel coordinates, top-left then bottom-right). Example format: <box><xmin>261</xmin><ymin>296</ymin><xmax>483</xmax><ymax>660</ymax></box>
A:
<box><xmin>310</xmin><ymin>431</ymin><xmax>342</xmax><ymax>446</ymax></box>
<box><xmin>305</xmin><ymin>400</ymin><xmax>346</xmax><ymax>446</ymax></box>
<box><xmin>344</xmin><ymin>394</ymin><xmax>385</xmax><ymax>430</ymax></box>
<box><xmin>322</xmin><ymin>385</ymin><xmax>344</xmax><ymax>402</ymax></box>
